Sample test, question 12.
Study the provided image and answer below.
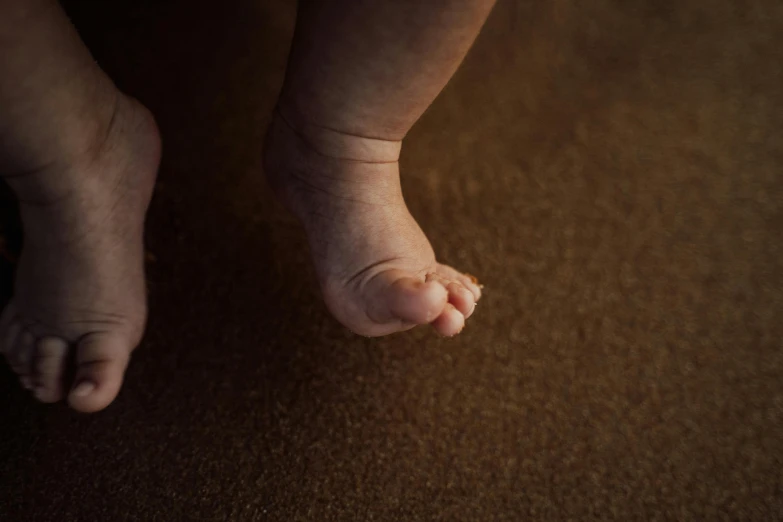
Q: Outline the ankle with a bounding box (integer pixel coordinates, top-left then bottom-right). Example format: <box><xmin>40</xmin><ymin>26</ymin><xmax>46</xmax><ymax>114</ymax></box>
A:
<box><xmin>3</xmin><ymin>71</ymin><xmax>120</xmax><ymax>170</ymax></box>
<box><xmin>9</xmin><ymin>93</ymin><xmax>158</xmax><ymax>204</ymax></box>
<box><xmin>264</xmin><ymin>103</ymin><xmax>407</xmax><ymax>225</ymax></box>
<box><xmin>3</xmin><ymin>88</ymin><xmax>119</xmax><ymax>196</ymax></box>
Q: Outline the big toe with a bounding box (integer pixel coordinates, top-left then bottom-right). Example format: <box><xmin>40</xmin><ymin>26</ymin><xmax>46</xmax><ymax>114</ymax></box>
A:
<box><xmin>356</xmin><ymin>270</ymin><xmax>448</xmax><ymax>335</ymax></box>
<box><xmin>384</xmin><ymin>273</ymin><xmax>447</xmax><ymax>324</ymax></box>
<box><xmin>68</xmin><ymin>332</ymin><xmax>132</xmax><ymax>413</ymax></box>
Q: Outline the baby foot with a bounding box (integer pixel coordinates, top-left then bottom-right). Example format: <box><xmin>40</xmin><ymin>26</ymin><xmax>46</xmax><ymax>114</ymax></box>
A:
<box><xmin>264</xmin><ymin>107</ymin><xmax>481</xmax><ymax>337</ymax></box>
<box><xmin>0</xmin><ymin>94</ymin><xmax>160</xmax><ymax>412</ymax></box>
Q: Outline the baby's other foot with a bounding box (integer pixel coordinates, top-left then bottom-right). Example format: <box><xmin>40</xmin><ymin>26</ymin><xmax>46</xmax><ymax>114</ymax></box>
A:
<box><xmin>0</xmin><ymin>94</ymin><xmax>160</xmax><ymax>412</ymax></box>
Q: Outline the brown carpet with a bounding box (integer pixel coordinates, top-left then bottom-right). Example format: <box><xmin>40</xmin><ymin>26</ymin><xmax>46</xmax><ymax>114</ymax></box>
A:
<box><xmin>1</xmin><ymin>0</ymin><xmax>782</xmax><ymax>520</ymax></box>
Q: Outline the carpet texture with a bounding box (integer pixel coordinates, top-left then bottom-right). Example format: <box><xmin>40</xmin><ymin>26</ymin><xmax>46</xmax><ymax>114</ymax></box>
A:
<box><xmin>1</xmin><ymin>0</ymin><xmax>782</xmax><ymax>520</ymax></box>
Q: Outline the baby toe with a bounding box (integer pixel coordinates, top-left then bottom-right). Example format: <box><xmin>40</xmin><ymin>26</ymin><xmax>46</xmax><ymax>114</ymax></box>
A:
<box><xmin>436</xmin><ymin>264</ymin><xmax>482</xmax><ymax>302</ymax></box>
<box><xmin>0</xmin><ymin>303</ymin><xmax>16</xmax><ymax>354</ymax></box>
<box><xmin>1</xmin><ymin>317</ymin><xmax>21</xmax><ymax>358</ymax></box>
<box><xmin>431</xmin><ymin>303</ymin><xmax>465</xmax><ymax>337</ymax></box>
<box><xmin>9</xmin><ymin>329</ymin><xmax>34</xmax><ymax>380</ymax></box>
<box><xmin>33</xmin><ymin>337</ymin><xmax>68</xmax><ymax>403</ymax></box>
<box><xmin>446</xmin><ymin>281</ymin><xmax>476</xmax><ymax>319</ymax></box>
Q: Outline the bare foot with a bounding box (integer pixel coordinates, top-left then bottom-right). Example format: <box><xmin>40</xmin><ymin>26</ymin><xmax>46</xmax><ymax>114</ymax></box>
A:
<box><xmin>0</xmin><ymin>94</ymin><xmax>160</xmax><ymax>412</ymax></box>
<box><xmin>264</xmin><ymin>107</ymin><xmax>481</xmax><ymax>337</ymax></box>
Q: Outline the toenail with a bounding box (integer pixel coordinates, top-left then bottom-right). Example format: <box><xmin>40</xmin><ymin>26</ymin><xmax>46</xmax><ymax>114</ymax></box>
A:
<box><xmin>71</xmin><ymin>381</ymin><xmax>95</xmax><ymax>398</ymax></box>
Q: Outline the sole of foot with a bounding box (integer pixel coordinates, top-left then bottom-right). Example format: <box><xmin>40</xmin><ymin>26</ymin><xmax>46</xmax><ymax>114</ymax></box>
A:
<box><xmin>0</xmin><ymin>93</ymin><xmax>161</xmax><ymax>412</ymax></box>
<box><xmin>264</xmin><ymin>106</ymin><xmax>481</xmax><ymax>337</ymax></box>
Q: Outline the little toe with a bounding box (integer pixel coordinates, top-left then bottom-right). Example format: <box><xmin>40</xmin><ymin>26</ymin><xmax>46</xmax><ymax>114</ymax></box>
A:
<box><xmin>431</xmin><ymin>303</ymin><xmax>465</xmax><ymax>337</ymax></box>
<box><xmin>369</xmin><ymin>270</ymin><xmax>448</xmax><ymax>327</ymax></box>
<box><xmin>427</xmin><ymin>272</ymin><xmax>475</xmax><ymax>318</ymax></box>
<box><xmin>8</xmin><ymin>329</ymin><xmax>34</xmax><ymax>379</ymax></box>
<box><xmin>0</xmin><ymin>303</ymin><xmax>16</xmax><ymax>354</ymax></box>
<box><xmin>1</xmin><ymin>316</ymin><xmax>20</xmax><ymax>359</ymax></box>
<box><xmin>446</xmin><ymin>282</ymin><xmax>476</xmax><ymax>319</ymax></box>
<box><xmin>436</xmin><ymin>264</ymin><xmax>482</xmax><ymax>302</ymax></box>
<box><xmin>68</xmin><ymin>332</ymin><xmax>132</xmax><ymax>413</ymax></box>
<box><xmin>32</xmin><ymin>337</ymin><xmax>68</xmax><ymax>403</ymax></box>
